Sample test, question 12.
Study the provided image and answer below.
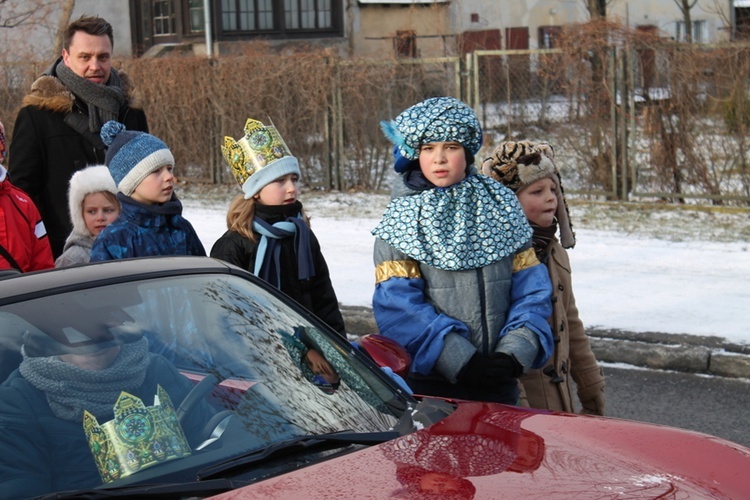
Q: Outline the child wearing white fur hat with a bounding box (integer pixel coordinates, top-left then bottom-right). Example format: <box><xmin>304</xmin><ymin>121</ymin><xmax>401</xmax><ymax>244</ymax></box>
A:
<box><xmin>482</xmin><ymin>140</ymin><xmax>606</xmax><ymax>415</ymax></box>
<box><xmin>90</xmin><ymin>121</ymin><xmax>205</xmax><ymax>261</ymax></box>
<box><xmin>54</xmin><ymin>165</ymin><xmax>120</xmax><ymax>267</ymax></box>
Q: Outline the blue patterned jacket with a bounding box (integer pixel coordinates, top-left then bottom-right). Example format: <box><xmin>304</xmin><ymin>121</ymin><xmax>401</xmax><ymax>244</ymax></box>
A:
<box><xmin>90</xmin><ymin>193</ymin><xmax>205</xmax><ymax>261</ymax></box>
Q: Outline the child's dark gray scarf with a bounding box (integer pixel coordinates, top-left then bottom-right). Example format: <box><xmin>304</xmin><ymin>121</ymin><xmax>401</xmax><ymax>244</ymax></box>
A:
<box><xmin>55</xmin><ymin>60</ymin><xmax>125</xmax><ymax>133</ymax></box>
<box><xmin>530</xmin><ymin>221</ymin><xmax>558</xmax><ymax>262</ymax></box>
<box><xmin>252</xmin><ymin>202</ymin><xmax>315</xmax><ymax>288</ymax></box>
<box><xmin>19</xmin><ymin>337</ymin><xmax>150</xmax><ymax>421</ymax></box>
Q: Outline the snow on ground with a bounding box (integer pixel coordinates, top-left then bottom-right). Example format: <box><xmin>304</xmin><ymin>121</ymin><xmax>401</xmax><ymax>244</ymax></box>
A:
<box><xmin>179</xmin><ymin>184</ymin><xmax>750</xmax><ymax>346</ymax></box>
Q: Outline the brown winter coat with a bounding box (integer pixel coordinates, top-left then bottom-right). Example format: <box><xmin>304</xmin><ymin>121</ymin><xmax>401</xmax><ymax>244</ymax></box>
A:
<box><xmin>519</xmin><ymin>238</ymin><xmax>606</xmax><ymax>415</ymax></box>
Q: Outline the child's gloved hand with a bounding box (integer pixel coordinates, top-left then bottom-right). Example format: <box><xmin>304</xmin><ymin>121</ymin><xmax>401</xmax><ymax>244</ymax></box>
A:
<box><xmin>580</xmin><ymin>392</ymin><xmax>605</xmax><ymax>416</ymax></box>
<box><xmin>458</xmin><ymin>352</ymin><xmax>523</xmax><ymax>388</ymax></box>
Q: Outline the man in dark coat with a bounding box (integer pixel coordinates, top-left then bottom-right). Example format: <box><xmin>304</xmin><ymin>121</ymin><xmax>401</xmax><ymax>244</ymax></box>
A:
<box><xmin>8</xmin><ymin>15</ymin><xmax>149</xmax><ymax>258</ymax></box>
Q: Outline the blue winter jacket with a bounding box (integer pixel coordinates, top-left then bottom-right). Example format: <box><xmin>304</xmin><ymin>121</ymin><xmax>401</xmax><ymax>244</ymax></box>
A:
<box><xmin>372</xmin><ymin>173</ymin><xmax>554</xmax><ymax>386</ymax></box>
<box><xmin>90</xmin><ymin>193</ymin><xmax>205</xmax><ymax>261</ymax></box>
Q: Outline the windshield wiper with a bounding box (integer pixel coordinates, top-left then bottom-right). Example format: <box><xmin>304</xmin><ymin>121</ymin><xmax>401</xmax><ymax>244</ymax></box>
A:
<box><xmin>36</xmin><ymin>431</ymin><xmax>399</xmax><ymax>499</ymax></box>
<box><xmin>36</xmin><ymin>478</ymin><xmax>235</xmax><ymax>499</ymax></box>
<box><xmin>197</xmin><ymin>429</ymin><xmax>399</xmax><ymax>480</ymax></box>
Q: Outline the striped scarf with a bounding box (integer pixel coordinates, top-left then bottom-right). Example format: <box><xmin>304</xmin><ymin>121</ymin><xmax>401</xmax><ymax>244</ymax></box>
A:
<box><xmin>252</xmin><ymin>211</ymin><xmax>315</xmax><ymax>288</ymax></box>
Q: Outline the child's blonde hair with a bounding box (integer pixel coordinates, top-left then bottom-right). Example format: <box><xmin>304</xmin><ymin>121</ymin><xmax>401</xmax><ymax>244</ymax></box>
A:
<box><xmin>226</xmin><ymin>194</ymin><xmax>310</xmax><ymax>243</ymax></box>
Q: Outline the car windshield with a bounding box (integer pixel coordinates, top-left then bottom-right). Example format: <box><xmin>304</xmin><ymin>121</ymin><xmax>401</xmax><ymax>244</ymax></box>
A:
<box><xmin>0</xmin><ymin>272</ymin><xmax>415</xmax><ymax>496</ymax></box>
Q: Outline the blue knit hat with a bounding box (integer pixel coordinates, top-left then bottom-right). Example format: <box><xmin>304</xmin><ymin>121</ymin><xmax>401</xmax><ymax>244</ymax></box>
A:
<box><xmin>100</xmin><ymin>121</ymin><xmax>175</xmax><ymax>196</ymax></box>
<box><xmin>380</xmin><ymin>97</ymin><xmax>483</xmax><ymax>169</ymax></box>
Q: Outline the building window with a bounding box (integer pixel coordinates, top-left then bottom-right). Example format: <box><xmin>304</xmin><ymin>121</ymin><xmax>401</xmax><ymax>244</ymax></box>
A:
<box><xmin>285</xmin><ymin>0</ymin><xmax>332</xmax><ymax>30</ymax></box>
<box><xmin>395</xmin><ymin>30</ymin><xmax>416</xmax><ymax>58</ymax></box>
<box><xmin>154</xmin><ymin>0</ymin><xmax>176</xmax><ymax>35</ymax></box>
<box><xmin>676</xmin><ymin>20</ymin><xmax>707</xmax><ymax>43</ymax></box>
<box><xmin>222</xmin><ymin>0</ymin><xmax>276</xmax><ymax>31</ymax></box>
<box><xmin>220</xmin><ymin>0</ymin><xmax>338</xmax><ymax>34</ymax></box>
<box><xmin>188</xmin><ymin>0</ymin><xmax>205</xmax><ymax>32</ymax></box>
<box><xmin>538</xmin><ymin>25</ymin><xmax>561</xmax><ymax>48</ymax></box>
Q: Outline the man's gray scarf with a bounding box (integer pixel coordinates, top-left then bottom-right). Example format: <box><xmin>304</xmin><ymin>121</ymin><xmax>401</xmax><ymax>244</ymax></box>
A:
<box><xmin>20</xmin><ymin>337</ymin><xmax>150</xmax><ymax>421</ymax></box>
<box><xmin>55</xmin><ymin>60</ymin><xmax>126</xmax><ymax>133</ymax></box>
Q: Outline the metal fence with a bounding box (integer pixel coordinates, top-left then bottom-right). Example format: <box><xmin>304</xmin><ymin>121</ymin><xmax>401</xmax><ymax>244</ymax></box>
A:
<box><xmin>467</xmin><ymin>45</ymin><xmax>750</xmax><ymax>205</ymax></box>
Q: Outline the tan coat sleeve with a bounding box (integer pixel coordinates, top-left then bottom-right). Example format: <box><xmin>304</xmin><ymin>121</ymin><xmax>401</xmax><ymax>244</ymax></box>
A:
<box><xmin>519</xmin><ymin>240</ymin><xmax>605</xmax><ymax>415</ymax></box>
<box><xmin>552</xmin><ymin>243</ymin><xmax>606</xmax><ymax>415</ymax></box>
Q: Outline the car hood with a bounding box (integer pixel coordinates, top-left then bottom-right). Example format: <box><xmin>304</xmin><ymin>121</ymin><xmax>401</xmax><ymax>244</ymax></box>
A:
<box><xmin>211</xmin><ymin>401</ymin><xmax>750</xmax><ymax>498</ymax></box>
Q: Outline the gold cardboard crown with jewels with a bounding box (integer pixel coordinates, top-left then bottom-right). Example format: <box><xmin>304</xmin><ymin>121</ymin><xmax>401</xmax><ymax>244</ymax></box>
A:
<box><xmin>83</xmin><ymin>385</ymin><xmax>191</xmax><ymax>483</ymax></box>
<box><xmin>221</xmin><ymin>118</ymin><xmax>294</xmax><ymax>188</ymax></box>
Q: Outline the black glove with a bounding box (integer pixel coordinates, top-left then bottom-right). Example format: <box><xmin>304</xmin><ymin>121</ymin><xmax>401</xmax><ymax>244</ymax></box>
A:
<box><xmin>458</xmin><ymin>352</ymin><xmax>523</xmax><ymax>388</ymax></box>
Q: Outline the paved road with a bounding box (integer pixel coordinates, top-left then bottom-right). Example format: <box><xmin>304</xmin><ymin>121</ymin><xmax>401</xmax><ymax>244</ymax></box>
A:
<box><xmin>598</xmin><ymin>365</ymin><xmax>750</xmax><ymax>448</ymax></box>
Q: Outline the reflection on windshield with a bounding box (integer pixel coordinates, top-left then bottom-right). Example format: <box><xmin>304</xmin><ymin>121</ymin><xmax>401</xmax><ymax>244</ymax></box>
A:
<box><xmin>132</xmin><ymin>276</ymin><xmax>400</xmax><ymax>435</ymax></box>
<box><xmin>0</xmin><ymin>273</ymin><xmax>405</xmax><ymax>496</ymax></box>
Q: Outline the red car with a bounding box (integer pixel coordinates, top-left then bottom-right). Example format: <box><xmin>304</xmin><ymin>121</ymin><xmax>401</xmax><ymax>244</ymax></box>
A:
<box><xmin>0</xmin><ymin>257</ymin><xmax>747</xmax><ymax>499</ymax></box>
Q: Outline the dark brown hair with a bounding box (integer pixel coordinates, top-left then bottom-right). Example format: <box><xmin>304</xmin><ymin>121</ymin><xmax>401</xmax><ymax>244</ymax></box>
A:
<box><xmin>64</xmin><ymin>16</ymin><xmax>114</xmax><ymax>51</ymax></box>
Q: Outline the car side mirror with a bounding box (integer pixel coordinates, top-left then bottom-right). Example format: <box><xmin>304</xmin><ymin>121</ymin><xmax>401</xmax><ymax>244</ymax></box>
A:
<box><xmin>358</xmin><ymin>334</ymin><xmax>411</xmax><ymax>379</ymax></box>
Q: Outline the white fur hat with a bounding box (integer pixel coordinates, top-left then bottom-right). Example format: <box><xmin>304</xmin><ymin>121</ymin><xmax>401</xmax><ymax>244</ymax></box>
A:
<box><xmin>68</xmin><ymin>165</ymin><xmax>118</xmax><ymax>235</ymax></box>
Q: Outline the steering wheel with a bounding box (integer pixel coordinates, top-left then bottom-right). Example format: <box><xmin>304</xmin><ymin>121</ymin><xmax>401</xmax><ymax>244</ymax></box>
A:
<box><xmin>176</xmin><ymin>372</ymin><xmax>223</xmax><ymax>426</ymax></box>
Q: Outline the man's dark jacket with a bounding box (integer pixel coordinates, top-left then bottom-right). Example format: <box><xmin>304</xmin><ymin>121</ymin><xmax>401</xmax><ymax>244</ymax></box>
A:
<box><xmin>8</xmin><ymin>60</ymin><xmax>148</xmax><ymax>258</ymax></box>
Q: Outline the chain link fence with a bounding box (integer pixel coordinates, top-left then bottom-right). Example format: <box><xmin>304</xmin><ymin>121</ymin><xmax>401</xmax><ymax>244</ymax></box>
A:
<box><xmin>467</xmin><ymin>22</ymin><xmax>750</xmax><ymax>206</ymax></box>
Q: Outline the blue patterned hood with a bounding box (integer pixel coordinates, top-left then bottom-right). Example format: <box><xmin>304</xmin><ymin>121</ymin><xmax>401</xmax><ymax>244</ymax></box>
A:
<box><xmin>372</xmin><ymin>175</ymin><xmax>532</xmax><ymax>271</ymax></box>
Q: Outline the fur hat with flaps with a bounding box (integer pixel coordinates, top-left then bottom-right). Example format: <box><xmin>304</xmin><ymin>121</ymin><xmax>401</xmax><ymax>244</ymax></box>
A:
<box><xmin>100</xmin><ymin>120</ymin><xmax>174</xmax><ymax>196</ymax></box>
<box><xmin>381</xmin><ymin>97</ymin><xmax>483</xmax><ymax>171</ymax></box>
<box><xmin>221</xmin><ymin>117</ymin><xmax>301</xmax><ymax>199</ymax></box>
<box><xmin>67</xmin><ymin>165</ymin><xmax>118</xmax><ymax>235</ymax></box>
<box><xmin>482</xmin><ymin>140</ymin><xmax>575</xmax><ymax>249</ymax></box>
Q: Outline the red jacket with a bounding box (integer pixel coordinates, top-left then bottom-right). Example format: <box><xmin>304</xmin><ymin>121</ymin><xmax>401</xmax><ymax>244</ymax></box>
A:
<box><xmin>0</xmin><ymin>167</ymin><xmax>54</xmax><ymax>272</ymax></box>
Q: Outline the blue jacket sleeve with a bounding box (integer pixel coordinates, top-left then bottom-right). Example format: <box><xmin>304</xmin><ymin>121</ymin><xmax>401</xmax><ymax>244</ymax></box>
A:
<box><xmin>501</xmin><ymin>258</ymin><xmax>554</xmax><ymax>369</ymax></box>
<box><xmin>373</xmin><ymin>274</ymin><xmax>471</xmax><ymax>376</ymax></box>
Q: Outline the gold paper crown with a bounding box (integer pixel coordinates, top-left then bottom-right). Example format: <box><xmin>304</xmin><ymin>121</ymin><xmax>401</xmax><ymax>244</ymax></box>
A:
<box><xmin>221</xmin><ymin>118</ymin><xmax>295</xmax><ymax>187</ymax></box>
<box><xmin>83</xmin><ymin>385</ymin><xmax>191</xmax><ymax>483</ymax></box>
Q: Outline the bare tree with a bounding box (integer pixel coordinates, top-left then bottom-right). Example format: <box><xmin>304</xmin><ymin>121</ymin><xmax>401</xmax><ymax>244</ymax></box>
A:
<box><xmin>0</xmin><ymin>0</ymin><xmax>57</xmax><ymax>28</ymax></box>
<box><xmin>674</xmin><ymin>0</ymin><xmax>699</xmax><ymax>42</ymax></box>
<box><xmin>52</xmin><ymin>0</ymin><xmax>76</xmax><ymax>56</ymax></box>
<box><xmin>585</xmin><ymin>0</ymin><xmax>607</xmax><ymax>18</ymax></box>
<box><xmin>0</xmin><ymin>0</ymin><xmax>73</xmax><ymax>62</ymax></box>
<box><xmin>0</xmin><ymin>1</ymin><xmax>36</xmax><ymax>28</ymax></box>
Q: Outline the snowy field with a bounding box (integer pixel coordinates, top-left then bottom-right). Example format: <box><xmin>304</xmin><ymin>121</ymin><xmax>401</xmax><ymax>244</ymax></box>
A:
<box><xmin>179</xmin><ymin>184</ymin><xmax>750</xmax><ymax>346</ymax></box>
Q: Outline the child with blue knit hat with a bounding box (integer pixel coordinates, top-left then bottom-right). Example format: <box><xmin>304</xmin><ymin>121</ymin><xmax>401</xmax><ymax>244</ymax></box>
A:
<box><xmin>372</xmin><ymin>96</ymin><xmax>554</xmax><ymax>405</ymax></box>
<box><xmin>89</xmin><ymin>121</ymin><xmax>205</xmax><ymax>260</ymax></box>
<box><xmin>210</xmin><ymin>117</ymin><xmax>346</xmax><ymax>337</ymax></box>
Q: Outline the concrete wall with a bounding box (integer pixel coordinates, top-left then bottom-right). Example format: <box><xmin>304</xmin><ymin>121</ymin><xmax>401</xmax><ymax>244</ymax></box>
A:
<box><xmin>71</xmin><ymin>0</ymin><xmax>134</xmax><ymax>57</ymax></box>
<box><xmin>607</xmin><ymin>0</ymin><xmax>731</xmax><ymax>42</ymax></box>
<box><xmin>353</xmin><ymin>3</ymin><xmax>453</xmax><ymax>58</ymax></box>
<box><xmin>446</xmin><ymin>0</ymin><xmax>730</xmax><ymax>49</ymax></box>
<box><xmin>448</xmin><ymin>0</ymin><xmax>582</xmax><ymax>50</ymax></box>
